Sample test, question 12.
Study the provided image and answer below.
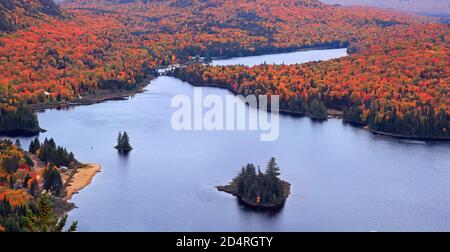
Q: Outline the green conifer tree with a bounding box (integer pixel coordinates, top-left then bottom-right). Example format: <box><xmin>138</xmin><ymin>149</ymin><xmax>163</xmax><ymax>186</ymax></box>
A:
<box><xmin>265</xmin><ymin>157</ymin><xmax>280</xmax><ymax>178</ymax></box>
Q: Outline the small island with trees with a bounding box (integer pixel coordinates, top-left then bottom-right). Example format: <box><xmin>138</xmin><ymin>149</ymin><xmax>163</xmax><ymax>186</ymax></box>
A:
<box><xmin>216</xmin><ymin>157</ymin><xmax>291</xmax><ymax>209</ymax></box>
<box><xmin>115</xmin><ymin>131</ymin><xmax>133</xmax><ymax>152</ymax></box>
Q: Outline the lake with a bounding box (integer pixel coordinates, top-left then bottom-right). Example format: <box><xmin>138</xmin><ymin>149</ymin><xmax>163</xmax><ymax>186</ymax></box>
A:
<box><xmin>12</xmin><ymin>48</ymin><xmax>450</xmax><ymax>231</ymax></box>
<box><xmin>211</xmin><ymin>48</ymin><xmax>348</xmax><ymax>66</ymax></box>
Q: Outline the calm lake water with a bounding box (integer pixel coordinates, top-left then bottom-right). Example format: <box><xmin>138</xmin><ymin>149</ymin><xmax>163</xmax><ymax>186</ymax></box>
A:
<box><xmin>211</xmin><ymin>48</ymin><xmax>348</xmax><ymax>66</ymax></box>
<box><xmin>13</xmin><ymin>48</ymin><xmax>450</xmax><ymax>231</ymax></box>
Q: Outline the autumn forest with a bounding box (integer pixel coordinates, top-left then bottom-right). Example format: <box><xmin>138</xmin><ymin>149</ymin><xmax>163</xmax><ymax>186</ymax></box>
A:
<box><xmin>0</xmin><ymin>0</ymin><xmax>449</xmax><ymax>233</ymax></box>
<box><xmin>0</xmin><ymin>0</ymin><xmax>447</xmax><ymax>138</ymax></box>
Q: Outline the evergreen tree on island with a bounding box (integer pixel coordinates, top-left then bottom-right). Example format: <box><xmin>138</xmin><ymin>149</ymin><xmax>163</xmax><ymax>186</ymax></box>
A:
<box><xmin>115</xmin><ymin>131</ymin><xmax>133</xmax><ymax>152</ymax></box>
<box><xmin>217</xmin><ymin>157</ymin><xmax>290</xmax><ymax>208</ymax></box>
<box><xmin>266</xmin><ymin>157</ymin><xmax>280</xmax><ymax>177</ymax></box>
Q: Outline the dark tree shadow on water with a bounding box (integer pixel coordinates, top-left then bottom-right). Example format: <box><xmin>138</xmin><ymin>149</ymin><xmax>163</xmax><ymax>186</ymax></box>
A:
<box><xmin>117</xmin><ymin>150</ymin><xmax>131</xmax><ymax>164</ymax></box>
<box><xmin>234</xmin><ymin>198</ymin><xmax>285</xmax><ymax>218</ymax></box>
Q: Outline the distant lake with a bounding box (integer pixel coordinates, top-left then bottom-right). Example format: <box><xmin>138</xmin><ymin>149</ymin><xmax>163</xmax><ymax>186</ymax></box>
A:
<box><xmin>12</xmin><ymin>48</ymin><xmax>450</xmax><ymax>231</ymax></box>
<box><xmin>211</xmin><ymin>48</ymin><xmax>348</xmax><ymax>66</ymax></box>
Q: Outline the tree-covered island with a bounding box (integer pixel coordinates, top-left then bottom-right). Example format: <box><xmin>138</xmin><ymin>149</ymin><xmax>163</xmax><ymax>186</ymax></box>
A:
<box><xmin>115</xmin><ymin>131</ymin><xmax>133</xmax><ymax>152</ymax></box>
<box><xmin>217</xmin><ymin>157</ymin><xmax>291</xmax><ymax>209</ymax></box>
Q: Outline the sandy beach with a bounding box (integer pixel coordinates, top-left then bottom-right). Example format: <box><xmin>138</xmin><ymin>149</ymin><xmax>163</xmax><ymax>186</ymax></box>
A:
<box><xmin>64</xmin><ymin>164</ymin><xmax>102</xmax><ymax>200</ymax></box>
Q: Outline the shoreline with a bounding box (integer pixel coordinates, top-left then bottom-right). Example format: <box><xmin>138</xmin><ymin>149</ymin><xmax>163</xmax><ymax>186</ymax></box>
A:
<box><xmin>168</xmin><ymin>79</ymin><xmax>450</xmax><ymax>142</ymax></box>
<box><xmin>3</xmin><ymin>48</ymin><xmax>447</xmax><ymax>142</ymax></box>
<box><xmin>28</xmin><ymin>155</ymin><xmax>102</xmax><ymax>216</ymax></box>
<box><xmin>0</xmin><ymin>128</ymin><xmax>46</xmax><ymax>137</ymax></box>
<box><xmin>208</xmin><ymin>46</ymin><xmax>348</xmax><ymax>62</ymax></box>
<box><xmin>368</xmin><ymin>129</ymin><xmax>450</xmax><ymax>142</ymax></box>
<box><xmin>31</xmin><ymin>76</ymin><xmax>155</xmax><ymax>112</ymax></box>
<box><xmin>216</xmin><ymin>182</ymin><xmax>291</xmax><ymax>209</ymax></box>
<box><xmin>64</xmin><ymin>163</ymin><xmax>102</xmax><ymax>201</ymax></box>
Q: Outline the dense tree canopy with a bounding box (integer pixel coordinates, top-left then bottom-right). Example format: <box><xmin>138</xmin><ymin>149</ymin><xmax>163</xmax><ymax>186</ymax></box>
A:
<box><xmin>0</xmin><ymin>139</ymin><xmax>78</xmax><ymax>232</ymax></box>
<box><xmin>0</xmin><ymin>0</ymin><xmax>448</xmax><ymax>138</ymax></box>
<box><xmin>229</xmin><ymin>157</ymin><xmax>289</xmax><ymax>206</ymax></box>
<box><xmin>0</xmin><ymin>0</ymin><xmax>423</xmax><ymax>107</ymax></box>
<box><xmin>172</xmin><ymin>24</ymin><xmax>449</xmax><ymax>138</ymax></box>
<box><xmin>36</xmin><ymin>138</ymin><xmax>77</xmax><ymax>167</ymax></box>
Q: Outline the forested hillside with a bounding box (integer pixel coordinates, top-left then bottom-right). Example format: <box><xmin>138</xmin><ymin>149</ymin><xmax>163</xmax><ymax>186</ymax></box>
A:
<box><xmin>321</xmin><ymin>0</ymin><xmax>449</xmax><ymax>16</ymax></box>
<box><xmin>0</xmin><ymin>139</ymin><xmax>78</xmax><ymax>232</ymax></box>
<box><xmin>173</xmin><ymin>24</ymin><xmax>449</xmax><ymax>138</ymax></box>
<box><xmin>0</xmin><ymin>0</ymin><xmax>421</xmax><ymax>105</ymax></box>
<box><xmin>0</xmin><ymin>0</ymin><xmax>448</xmax><ymax>138</ymax></box>
<box><xmin>0</xmin><ymin>0</ymin><xmax>61</xmax><ymax>32</ymax></box>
